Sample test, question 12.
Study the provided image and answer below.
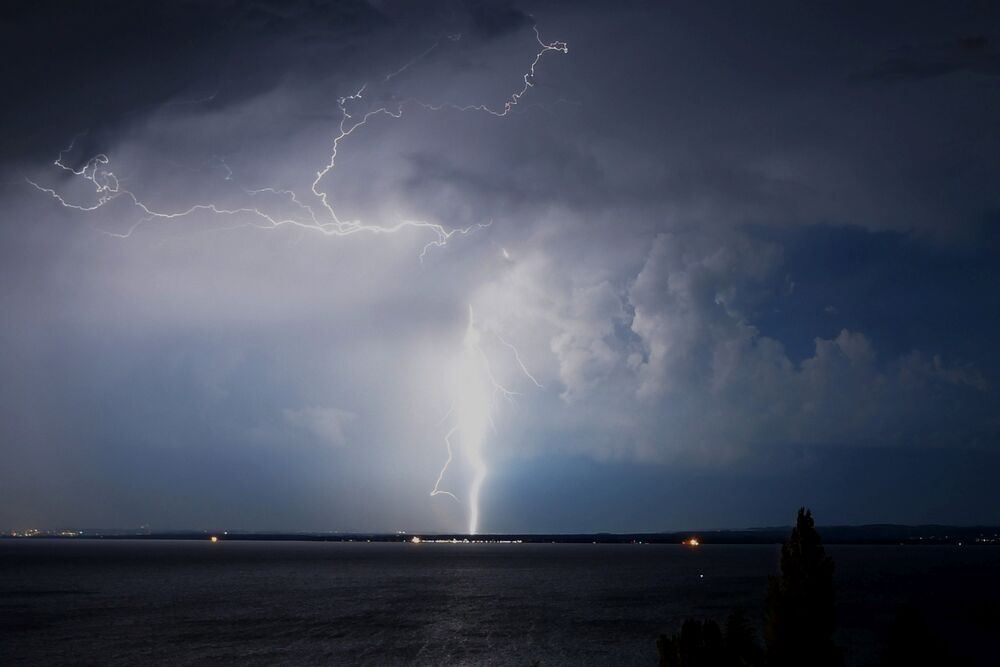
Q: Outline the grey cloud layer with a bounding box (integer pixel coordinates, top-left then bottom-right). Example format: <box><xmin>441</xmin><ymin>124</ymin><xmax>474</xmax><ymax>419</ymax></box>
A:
<box><xmin>1</xmin><ymin>0</ymin><xmax>998</xmax><ymax>530</ymax></box>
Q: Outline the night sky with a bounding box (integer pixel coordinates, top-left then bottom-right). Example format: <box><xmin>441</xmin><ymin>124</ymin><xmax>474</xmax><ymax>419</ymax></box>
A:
<box><xmin>2</xmin><ymin>1</ymin><xmax>998</xmax><ymax>533</ymax></box>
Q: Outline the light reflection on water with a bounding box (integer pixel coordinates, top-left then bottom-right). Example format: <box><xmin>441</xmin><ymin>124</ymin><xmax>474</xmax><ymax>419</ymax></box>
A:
<box><xmin>1</xmin><ymin>540</ymin><xmax>998</xmax><ymax>665</ymax></box>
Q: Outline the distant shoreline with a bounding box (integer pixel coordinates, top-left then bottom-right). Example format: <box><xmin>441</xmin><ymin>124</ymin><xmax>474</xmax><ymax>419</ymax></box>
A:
<box><xmin>3</xmin><ymin>525</ymin><xmax>999</xmax><ymax>546</ymax></box>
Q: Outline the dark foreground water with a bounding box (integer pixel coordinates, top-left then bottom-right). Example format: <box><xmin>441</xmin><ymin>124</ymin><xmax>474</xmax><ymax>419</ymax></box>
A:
<box><xmin>2</xmin><ymin>540</ymin><xmax>998</xmax><ymax>666</ymax></box>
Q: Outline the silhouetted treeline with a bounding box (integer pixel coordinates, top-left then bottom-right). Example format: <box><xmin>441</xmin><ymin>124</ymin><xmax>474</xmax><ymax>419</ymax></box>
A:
<box><xmin>656</xmin><ymin>609</ymin><xmax>762</xmax><ymax>667</ymax></box>
<box><xmin>657</xmin><ymin>508</ymin><xmax>952</xmax><ymax>667</ymax></box>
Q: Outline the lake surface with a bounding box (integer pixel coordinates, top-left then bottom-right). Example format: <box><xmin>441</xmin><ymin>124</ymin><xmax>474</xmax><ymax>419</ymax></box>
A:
<box><xmin>2</xmin><ymin>540</ymin><xmax>998</xmax><ymax>665</ymax></box>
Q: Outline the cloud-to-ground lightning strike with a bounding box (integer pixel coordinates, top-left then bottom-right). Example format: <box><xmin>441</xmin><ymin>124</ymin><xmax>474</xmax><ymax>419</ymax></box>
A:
<box><xmin>432</xmin><ymin>305</ymin><xmax>542</xmax><ymax>535</ymax></box>
<box><xmin>26</xmin><ymin>27</ymin><xmax>567</xmax><ymax>260</ymax></box>
<box><xmin>28</xmin><ymin>25</ymin><xmax>565</xmax><ymax>535</ymax></box>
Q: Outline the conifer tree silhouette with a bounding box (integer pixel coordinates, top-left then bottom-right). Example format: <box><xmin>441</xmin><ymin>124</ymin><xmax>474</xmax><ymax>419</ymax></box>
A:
<box><xmin>764</xmin><ymin>508</ymin><xmax>841</xmax><ymax>667</ymax></box>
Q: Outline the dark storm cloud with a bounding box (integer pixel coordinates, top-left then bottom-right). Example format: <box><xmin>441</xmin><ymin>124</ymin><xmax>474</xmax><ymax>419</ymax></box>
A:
<box><xmin>1</xmin><ymin>0</ymin><xmax>538</xmax><ymax>163</ymax></box>
<box><xmin>861</xmin><ymin>34</ymin><xmax>1000</xmax><ymax>81</ymax></box>
<box><xmin>0</xmin><ymin>1</ymin><xmax>368</xmax><ymax>157</ymax></box>
<box><xmin>467</xmin><ymin>2</ymin><xmax>532</xmax><ymax>38</ymax></box>
<box><xmin>2</xmin><ymin>0</ymin><xmax>999</xmax><ymax>531</ymax></box>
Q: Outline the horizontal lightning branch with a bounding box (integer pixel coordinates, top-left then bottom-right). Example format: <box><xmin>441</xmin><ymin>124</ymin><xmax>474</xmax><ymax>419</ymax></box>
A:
<box><xmin>26</xmin><ymin>27</ymin><xmax>567</xmax><ymax>261</ymax></box>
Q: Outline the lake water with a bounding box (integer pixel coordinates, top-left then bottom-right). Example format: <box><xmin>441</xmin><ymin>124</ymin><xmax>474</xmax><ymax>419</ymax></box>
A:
<box><xmin>2</xmin><ymin>540</ymin><xmax>998</xmax><ymax>665</ymax></box>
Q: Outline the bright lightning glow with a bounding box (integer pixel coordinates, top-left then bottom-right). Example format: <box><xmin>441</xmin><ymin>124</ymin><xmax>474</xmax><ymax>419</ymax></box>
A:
<box><xmin>26</xmin><ymin>27</ymin><xmax>567</xmax><ymax>261</ymax></box>
<box><xmin>432</xmin><ymin>305</ymin><xmax>541</xmax><ymax>535</ymax></box>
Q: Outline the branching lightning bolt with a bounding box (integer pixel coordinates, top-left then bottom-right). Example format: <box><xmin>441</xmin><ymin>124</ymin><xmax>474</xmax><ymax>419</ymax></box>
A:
<box><xmin>28</xmin><ymin>23</ymin><xmax>565</xmax><ymax>535</ymax></box>
<box><xmin>495</xmin><ymin>332</ymin><xmax>544</xmax><ymax>389</ymax></box>
<box><xmin>26</xmin><ymin>27</ymin><xmax>567</xmax><ymax>262</ymax></box>
<box><xmin>429</xmin><ymin>425</ymin><xmax>460</xmax><ymax>503</ymax></box>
